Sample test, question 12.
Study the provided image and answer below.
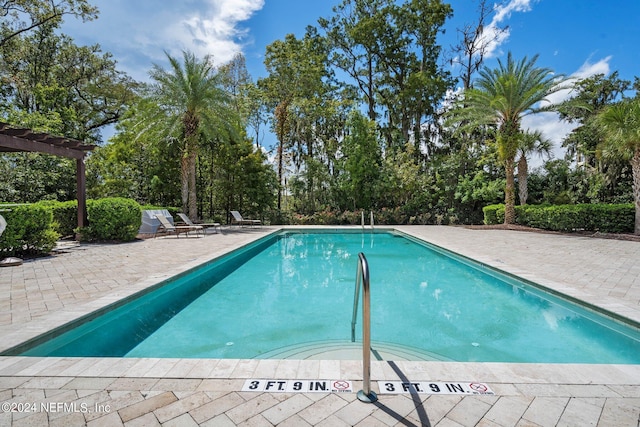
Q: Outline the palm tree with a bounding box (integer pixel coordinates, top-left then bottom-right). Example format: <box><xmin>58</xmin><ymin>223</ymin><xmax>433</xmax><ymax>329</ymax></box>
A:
<box><xmin>449</xmin><ymin>52</ymin><xmax>564</xmax><ymax>223</ymax></box>
<box><xmin>517</xmin><ymin>129</ymin><xmax>552</xmax><ymax>205</ymax></box>
<box><xmin>597</xmin><ymin>98</ymin><xmax>640</xmax><ymax>234</ymax></box>
<box><xmin>148</xmin><ymin>50</ymin><xmax>235</xmax><ymax>219</ymax></box>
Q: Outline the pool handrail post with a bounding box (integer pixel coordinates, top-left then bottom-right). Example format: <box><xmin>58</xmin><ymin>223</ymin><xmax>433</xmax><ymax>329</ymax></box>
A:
<box><xmin>351</xmin><ymin>265</ymin><xmax>361</xmax><ymax>342</ymax></box>
<box><xmin>370</xmin><ymin>211</ymin><xmax>374</xmax><ymax>229</ymax></box>
<box><xmin>353</xmin><ymin>252</ymin><xmax>378</xmax><ymax>403</ymax></box>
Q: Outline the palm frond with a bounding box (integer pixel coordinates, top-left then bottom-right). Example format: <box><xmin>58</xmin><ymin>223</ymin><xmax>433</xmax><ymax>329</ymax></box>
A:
<box><xmin>597</xmin><ymin>98</ymin><xmax>640</xmax><ymax>158</ymax></box>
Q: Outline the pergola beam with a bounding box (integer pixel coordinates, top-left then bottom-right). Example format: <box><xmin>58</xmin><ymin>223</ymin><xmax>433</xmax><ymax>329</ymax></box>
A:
<box><xmin>0</xmin><ymin>132</ymin><xmax>86</xmax><ymax>159</ymax></box>
<box><xmin>0</xmin><ymin>123</ymin><xmax>96</xmax><ymax>232</ymax></box>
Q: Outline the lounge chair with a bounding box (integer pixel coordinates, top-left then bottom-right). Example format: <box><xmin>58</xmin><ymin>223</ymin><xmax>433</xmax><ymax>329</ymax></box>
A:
<box><xmin>230</xmin><ymin>210</ymin><xmax>261</xmax><ymax>227</ymax></box>
<box><xmin>178</xmin><ymin>213</ymin><xmax>221</xmax><ymax>234</ymax></box>
<box><xmin>154</xmin><ymin>214</ymin><xmax>203</xmax><ymax>238</ymax></box>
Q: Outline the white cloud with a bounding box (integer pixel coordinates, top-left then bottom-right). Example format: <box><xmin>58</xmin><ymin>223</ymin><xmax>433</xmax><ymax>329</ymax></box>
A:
<box><xmin>67</xmin><ymin>0</ymin><xmax>266</xmax><ymax>81</ymax></box>
<box><xmin>492</xmin><ymin>0</ymin><xmax>535</xmax><ymax>23</ymax></box>
<box><xmin>480</xmin><ymin>0</ymin><xmax>536</xmax><ymax>58</ymax></box>
<box><xmin>165</xmin><ymin>0</ymin><xmax>265</xmax><ymax>65</ymax></box>
<box><xmin>572</xmin><ymin>55</ymin><xmax>612</xmax><ymax>79</ymax></box>
<box><xmin>522</xmin><ymin>112</ymin><xmax>574</xmax><ymax>157</ymax></box>
<box><xmin>538</xmin><ymin>56</ymin><xmax>612</xmax><ymax>108</ymax></box>
<box><xmin>523</xmin><ymin>56</ymin><xmax>612</xmax><ymax>165</ymax></box>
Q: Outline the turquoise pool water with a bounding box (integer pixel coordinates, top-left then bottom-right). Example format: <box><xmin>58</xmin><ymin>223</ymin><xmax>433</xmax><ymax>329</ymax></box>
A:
<box><xmin>16</xmin><ymin>230</ymin><xmax>640</xmax><ymax>363</ymax></box>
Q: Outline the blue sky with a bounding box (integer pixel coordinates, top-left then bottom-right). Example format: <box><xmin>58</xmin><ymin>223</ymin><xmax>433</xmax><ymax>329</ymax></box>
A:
<box><xmin>63</xmin><ymin>0</ymin><xmax>640</xmax><ymax>158</ymax></box>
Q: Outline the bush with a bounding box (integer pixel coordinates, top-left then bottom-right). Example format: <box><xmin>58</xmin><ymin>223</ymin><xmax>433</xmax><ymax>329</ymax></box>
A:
<box><xmin>314</xmin><ymin>210</ymin><xmax>340</xmax><ymax>225</ymax></box>
<box><xmin>38</xmin><ymin>200</ymin><xmax>78</xmax><ymax>237</ymax></box>
<box><xmin>534</xmin><ymin>205</ymin><xmax>582</xmax><ymax>231</ymax></box>
<box><xmin>288</xmin><ymin>209</ymin><xmax>435</xmax><ymax>226</ymax></box>
<box><xmin>79</xmin><ymin>198</ymin><xmax>142</xmax><ymax>242</ymax></box>
<box><xmin>482</xmin><ymin>204</ymin><xmax>505</xmax><ymax>225</ymax></box>
<box><xmin>483</xmin><ymin>203</ymin><xmax>634</xmax><ymax>233</ymax></box>
<box><xmin>584</xmin><ymin>204</ymin><xmax>635</xmax><ymax>233</ymax></box>
<box><xmin>338</xmin><ymin>210</ymin><xmax>363</xmax><ymax>225</ymax></box>
<box><xmin>376</xmin><ymin>207</ymin><xmax>407</xmax><ymax>225</ymax></box>
<box><xmin>0</xmin><ymin>204</ymin><xmax>59</xmax><ymax>257</ymax></box>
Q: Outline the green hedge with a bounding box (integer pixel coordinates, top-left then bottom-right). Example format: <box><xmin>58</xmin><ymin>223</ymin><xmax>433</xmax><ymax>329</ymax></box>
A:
<box><xmin>1</xmin><ymin>198</ymin><xmax>146</xmax><ymax>254</ymax></box>
<box><xmin>38</xmin><ymin>200</ymin><xmax>78</xmax><ymax>237</ymax></box>
<box><xmin>483</xmin><ymin>203</ymin><xmax>634</xmax><ymax>233</ymax></box>
<box><xmin>0</xmin><ymin>204</ymin><xmax>59</xmax><ymax>257</ymax></box>
<box><xmin>482</xmin><ymin>204</ymin><xmax>505</xmax><ymax>225</ymax></box>
<box><xmin>44</xmin><ymin>199</ymin><xmax>155</xmax><ymax>240</ymax></box>
<box><xmin>583</xmin><ymin>204</ymin><xmax>636</xmax><ymax>233</ymax></box>
<box><xmin>78</xmin><ymin>198</ymin><xmax>142</xmax><ymax>242</ymax></box>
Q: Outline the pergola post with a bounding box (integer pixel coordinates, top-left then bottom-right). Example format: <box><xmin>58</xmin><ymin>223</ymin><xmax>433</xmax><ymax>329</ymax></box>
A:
<box><xmin>76</xmin><ymin>156</ymin><xmax>88</xmax><ymax>230</ymax></box>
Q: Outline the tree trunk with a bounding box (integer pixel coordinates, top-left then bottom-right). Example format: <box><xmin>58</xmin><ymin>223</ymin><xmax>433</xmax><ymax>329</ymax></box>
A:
<box><xmin>367</xmin><ymin>56</ymin><xmax>376</xmax><ymax>121</ymax></box>
<box><xmin>499</xmin><ymin>120</ymin><xmax>520</xmax><ymax>225</ymax></box>
<box><xmin>504</xmin><ymin>157</ymin><xmax>516</xmax><ymax>224</ymax></box>
<box><xmin>182</xmin><ymin>112</ymin><xmax>200</xmax><ymax>219</ymax></box>
<box><xmin>180</xmin><ymin>155</ymin><xmax>189</xmax><ymax>215</ymax></box>
<box><xmin>632</xmin><ymin>148</ymin><xmax>640</xmax><ymax>235</ymax></box>
<box><xmin>517</xmin><ymin>155</ymin><xmax>528</xmax><ymax>205</ymax></box>
<box><xmin>188</xmin><ymin>150</ymin><xmax>197</xmax><ymax>219</ymax></box>
<box><xmin>274</xmin><ymin>100</ymin><xmax>289</xmax><ymax>211</ymax></box>
<box><xmin>276</xmin><ymin>140</ymin><xmax>283</xmax><ymax>210</ymax></box>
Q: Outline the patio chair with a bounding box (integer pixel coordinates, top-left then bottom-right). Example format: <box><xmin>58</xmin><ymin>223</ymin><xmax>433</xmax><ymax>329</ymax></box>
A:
<box><xmin>230</xmin><ymin>210</ymin><xmax>261</xmax><ymax>227</ymax></box>
<box><xmin>154</xmin><ymin>214</ymin><xmax>203</xmax><ymax>238</ymax></box>
<box><xmin>178</xmin><ymin>213</ymin><xmax>221</xmax><ymax>234</ymax></box>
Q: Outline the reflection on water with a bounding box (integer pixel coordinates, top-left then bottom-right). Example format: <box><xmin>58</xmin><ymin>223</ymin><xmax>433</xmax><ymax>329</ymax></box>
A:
<box><xmin>542</xmin><ymin>305</ymin><xmax>579</xmax><ymax>330</ymax></box>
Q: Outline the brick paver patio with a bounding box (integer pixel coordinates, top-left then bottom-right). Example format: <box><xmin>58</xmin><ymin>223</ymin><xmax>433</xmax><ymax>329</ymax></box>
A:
<box><xmin>1</xmin><ymin>226</ymin><xmax>639</xmax><ymax>426</ymax></box>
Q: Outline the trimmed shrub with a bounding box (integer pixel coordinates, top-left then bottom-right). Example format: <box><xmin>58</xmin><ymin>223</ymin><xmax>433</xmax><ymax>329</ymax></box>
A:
<box><xmin>0</xmin><ymin>204</ymin><xmax>59</xmax><ymax>257</ymax></box>
<box><xmin>79</xmin><ymin>198</ymin><xmax>142</xmax><ymax>242</ymax></box>
<box><xmin>584</xmin><ymin>204</ymin><xmax>635</xmax><ymax>233</ymax></box>
<box><xmin>482</xmin><ymin>204</ymin><xmax>505</xmax><ymax>225</ymax></box>
<box><xmin>52</xmin><ymin>201</ymin><xmax>77</xmax><ymax>237</ymax></box>
<box><xmin>38</xmin><ymin>200</ymin><xmax>78</xmax><ymax>237</ymax></box>
<box><xmin>483</xmin><ymin>203</ymin><xmax>634</xmax><ymax>233</ymax></box>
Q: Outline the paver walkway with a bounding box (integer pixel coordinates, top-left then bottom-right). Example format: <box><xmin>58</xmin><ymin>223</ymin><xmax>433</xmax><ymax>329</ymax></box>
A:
<box><xmin>1</xmin><ymin>226</ymin><xmax>639</xmax><ymax>426</ymax></box>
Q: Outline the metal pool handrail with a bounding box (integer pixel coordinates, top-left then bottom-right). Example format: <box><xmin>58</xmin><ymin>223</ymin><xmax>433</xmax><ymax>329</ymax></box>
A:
<box><xmin>360</xmin><ymin>210</ymin><xmax>375</xmax><ymax>230</ymax></box>
<box><xmin>351</xmin><ymin>252</ymin><xmax>378</xmax><ymax>403</ymax></box>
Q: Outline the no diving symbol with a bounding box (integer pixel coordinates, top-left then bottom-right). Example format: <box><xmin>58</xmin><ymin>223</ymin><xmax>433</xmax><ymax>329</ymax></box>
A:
<box><xmin>469</xmin><ymin>383</ymin><xmax>488</xmax><ymax>392</ymax></box>
<box><xmin>333</xmin><ymin>381</ymin><xmax>350</xmax><ymax>391</ymax></box>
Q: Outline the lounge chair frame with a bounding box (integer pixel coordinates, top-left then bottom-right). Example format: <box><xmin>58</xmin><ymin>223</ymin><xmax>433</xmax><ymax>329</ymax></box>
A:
<box><xmin>177</xmin><ymin>213</ymin><xmax>221</xmax><ymax>234</ymax></box>
<box><xmin>154</xmin><ymin>214</ymin><xmax>203</xmax><ymax>238</ymax></box>
<box><xmin>230</xmin><ymin>210</ymin><xmax>261</xmax><ymax>227</ymax></box>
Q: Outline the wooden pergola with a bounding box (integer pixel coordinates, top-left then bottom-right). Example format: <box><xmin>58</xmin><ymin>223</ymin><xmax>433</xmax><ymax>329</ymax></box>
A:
<box><xmin>0</xmin><ymin>122</ymin><xmax>96</xmax><ymax>230</ymax></box>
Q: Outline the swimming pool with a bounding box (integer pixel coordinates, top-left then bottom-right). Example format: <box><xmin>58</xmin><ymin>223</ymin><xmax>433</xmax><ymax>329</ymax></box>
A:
<box><xmin>11</xmin><ymin>229</ymin><xmax>640</xmax><ymax>363</ymax></box>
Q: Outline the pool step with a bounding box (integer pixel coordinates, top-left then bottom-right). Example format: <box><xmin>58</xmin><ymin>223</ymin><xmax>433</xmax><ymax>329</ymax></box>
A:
<box><xmin>257</xmin><ymin>340</ymin><xmax>451</xmax><ymax>361</ymax></box>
